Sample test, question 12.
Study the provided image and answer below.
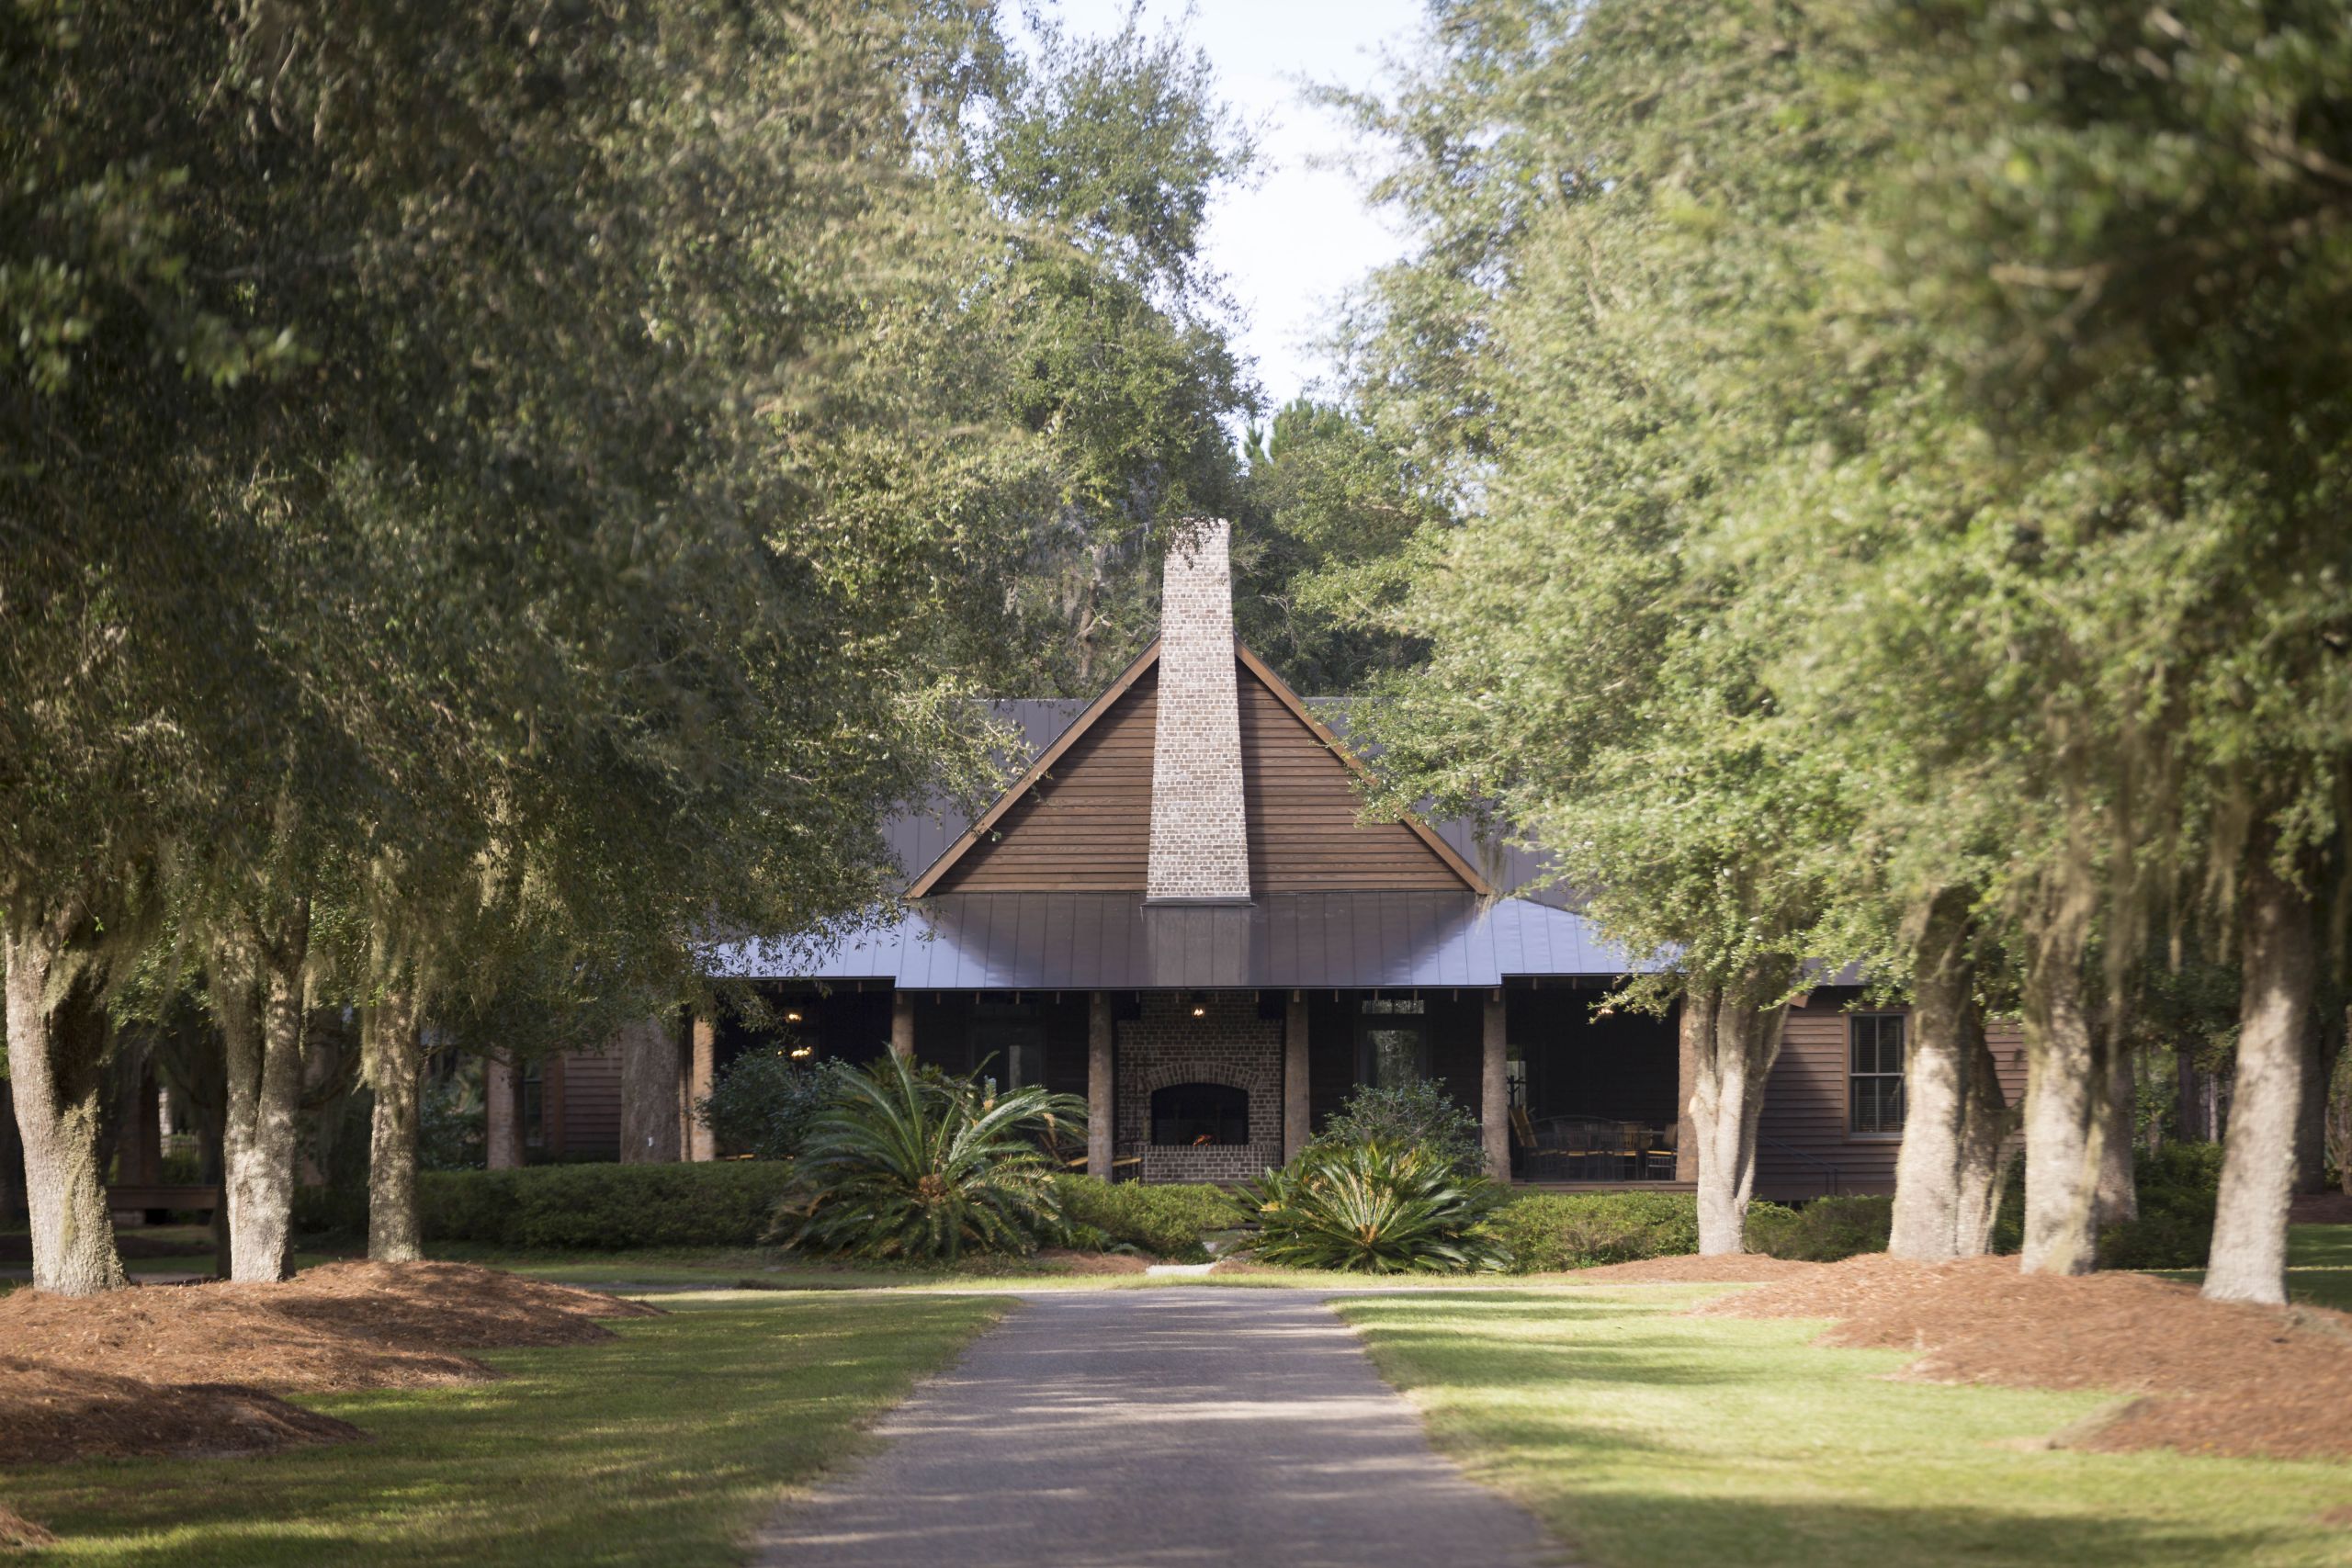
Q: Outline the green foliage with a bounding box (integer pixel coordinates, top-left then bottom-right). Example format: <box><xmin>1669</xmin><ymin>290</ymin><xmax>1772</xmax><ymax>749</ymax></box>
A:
<box><xmin>418</xmin><ymin>1059</ymin><xmax>485</xmax><ymax>1173</ymax></box>
<box><xmin>772</xmin><ymin>1054</ymin><xmax>1086</xmax><ymax>1263</ymax></box>
<box><xmin>1488</xmin><ymin>1190</ymin><xmax>1706</xmax><ymax>1272</ymax></box>
<box><xmin>695</xmin><ymin>1052</ymin><xmax>835</xmax><ymax>1162</ymax></box>
<box><xmin>1235</xmin><ymin>1142</ymin><xmax>1511</xmax><ymax>1274</ymax></box>
<box><xmin>1744</xmin><ymin>1197</ymin><xmax>1894</xmax><ymax>1263</ymax></box>
<box><xmin>1051</xmin><ymin>1176</ymin><xmax>1231</xmax><ymax>1262</ymax></box>
<box><xmin>2098</xmin><ymin>1143</ymin><xmax>2227</xmax><ymax>1270</ymax></box>
<box><xmin>1310</xmin><ymin>1078</ymin><xmax>1486</xmax><ymax>1177</ymax></box>
<box><xmin>413</xmin><ymin>1162</ymin><xmax>796</xmax><ymax>1250</ymax></box>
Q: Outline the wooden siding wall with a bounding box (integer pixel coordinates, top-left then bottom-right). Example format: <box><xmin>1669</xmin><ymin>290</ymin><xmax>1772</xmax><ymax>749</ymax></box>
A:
<box><xmin>932</xmin><ymin>659</ymin><xmax>1468</xmax><ymax>895</ymax></box>
<box><xmin>1237</xmin><ymin>670</ymin><xmax>1464</xmax><ymax>892</ymax></box>
<box><xmin>1754</xmin><ymin>995</ymin><xmax>2031</xmax><ymax>1197</ymax></box>
<box><xmin>558</xmin><ymin>1050</ymin><xmax>622</xmax><ymax>1160</ymax></box>
<box><xmin>935</xmin><ymin>675</ymin><xmax>1158</xmax><ymax>892</ymax></box>
<box><xmin>1508</xmin><ymin>987</ymin><xmax>1679</xmax><ymax>1125</ymax></box>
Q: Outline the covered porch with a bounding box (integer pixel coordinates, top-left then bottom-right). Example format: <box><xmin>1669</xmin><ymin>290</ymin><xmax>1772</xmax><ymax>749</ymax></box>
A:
<box><xmin>702</xmin><ymin>976</ymin><xmax>1690</xmax><ymax>1189</ymax></box>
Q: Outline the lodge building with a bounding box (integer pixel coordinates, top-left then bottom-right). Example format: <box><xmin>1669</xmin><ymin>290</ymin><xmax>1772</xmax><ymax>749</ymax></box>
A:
<box><xmin>527</xmin><ymin>520</ymin><xmax>2026</xmax><ymax>1196</ymax></box>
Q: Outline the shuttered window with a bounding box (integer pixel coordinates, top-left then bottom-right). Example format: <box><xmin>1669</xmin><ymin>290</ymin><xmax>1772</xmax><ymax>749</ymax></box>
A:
<box><xmin>1849</xmin><ymin>1014</ymin><xmax>1906</xmax><ymax>1136</ymax></box>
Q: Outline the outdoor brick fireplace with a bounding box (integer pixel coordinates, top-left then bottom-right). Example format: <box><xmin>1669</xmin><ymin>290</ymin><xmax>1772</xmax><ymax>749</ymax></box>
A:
<box><xmin>1115</xmin><ymin>992</ymin><xmax>1283</xmax><ymax>1182</ymax></box>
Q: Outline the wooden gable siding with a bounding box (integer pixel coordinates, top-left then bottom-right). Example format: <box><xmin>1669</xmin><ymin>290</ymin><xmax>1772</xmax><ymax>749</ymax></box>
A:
<box><xmin>932</xmin><ymin>669</ymin><xmax>1159</xmax><ymax>892</ymax></box>
<box><xmin>1755</xmin><ymin>998</ymin><xmax>2030</xmax><ymax>1197</ymax></box>
<box><xmin>1237</xmin><ymin>664</ymin><xmax>1464</xmax><ymax>892</ymax></box>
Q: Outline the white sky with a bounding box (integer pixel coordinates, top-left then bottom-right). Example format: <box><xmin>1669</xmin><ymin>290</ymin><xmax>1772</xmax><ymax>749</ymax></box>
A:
<box><xmin>1041</xmin><ymin>0</ymin><xmax>1430</xmax><ymax>412</ymax></box>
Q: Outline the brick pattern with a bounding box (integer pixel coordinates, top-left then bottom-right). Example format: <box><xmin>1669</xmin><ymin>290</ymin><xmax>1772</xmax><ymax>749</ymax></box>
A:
<box><xmin>1148</xmin><ymin>517</ymin><xmax>1251</xmax><ymax>902</ymax></box>
<box><xmin>1117</xmin><ymin>993</ymin><xmax>1283</xmax><ymax>1183</ymax></box>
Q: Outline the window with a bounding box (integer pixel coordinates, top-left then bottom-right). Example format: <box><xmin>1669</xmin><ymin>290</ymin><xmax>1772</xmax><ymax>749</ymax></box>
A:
<box><xmin>1355</xmin><ymin>998</ymin><xmax>1429</xmax><ymax>1089</ymax></box>
<box><xmin>1849</xmin><ymin>1014</ymin><xmax>1906</xmax><ymax>1136</ymax></box>
<box><xmin>969</xmin><ymin>1003</ymin><xmax>1045</xmax><ymax>1089</ymax></box>
<box><xmin>1151</xmin><ymin>1083</ymin><xmax>1250</xmax><ymax>1146</ymax></box>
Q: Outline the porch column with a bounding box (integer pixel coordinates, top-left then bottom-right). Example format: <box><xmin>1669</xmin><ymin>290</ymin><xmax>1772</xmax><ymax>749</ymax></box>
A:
<box><xmin>484</xmin><ymin>1054</ymin><xmax>522</xmax><ymax>1169</ymax></box>
<box><xmin>684</xmin><ymin>1016</ymin><xmax>717</xmax><ymax>1162</ymax></box>
<box><xmin>889</xmin><ymin>990</ymin><xmax>915</xmax><ymax>1060</ymax></box>
<box><xmin>1088</xmin><ymin>992</ymin><xmax>1114</xmax><ymax>1179</ymax></box>
<box><xmin>1283</xmin><ymin>990</ymin><xmax>1310</xmax><ymax>1162</ymax></box>
<box><xmin>1482</xmin><ymin>989</ymin><xmax>1510</xmax><ymax>1179</ymax></box>
<box><xmin>1674</xmin><ymin>997</ymin><xmax>1700</xmax><ymax>1182</ymax></box>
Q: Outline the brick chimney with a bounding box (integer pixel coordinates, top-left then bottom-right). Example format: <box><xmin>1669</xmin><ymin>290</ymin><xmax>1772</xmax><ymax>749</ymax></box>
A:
<box><xmin>1147</xmin><ymin>518</ymin><xmax>1250</xmax><ymax>903</ymax></box>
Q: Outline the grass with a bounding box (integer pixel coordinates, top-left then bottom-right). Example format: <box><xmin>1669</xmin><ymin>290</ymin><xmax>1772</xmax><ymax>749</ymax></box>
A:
<box><xmin>0</xmin><ymin>1292</ymin><xmax>1006</xmax><ymax>1566</ymax></box>
<box><xmin>2152</xmin><ymin>1224</ymin><xmax>2352</xmax><ymax>1311</ymax></box>
<box><xmin>1335</xmin><ymin>1285</ymin><xmax>2352</xmax><ymax>1568</ymax></box>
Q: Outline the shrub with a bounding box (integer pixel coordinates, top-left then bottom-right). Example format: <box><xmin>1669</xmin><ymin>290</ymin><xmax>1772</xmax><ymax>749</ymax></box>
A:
<box><xmin>1235</xmin><ymin>1142</ymin><xmax>1511</xmax><ymax>1273</ymax></box>
<box><xmin>2098</xmin><ymin>1141</ymin><xmax>2225</xmax><ymax>1269</ymax></box>
<box><xmin>696</xmin><ymin>1051</ymin><xmax>834</xmax><ymax>1160</ymax></box>
<box><xmin>1744</xmin><ymin>1195</ymin><xmax>1890</xmax><ymax>1261</ymax></box>
<box><xmin>1311</xmin><ymin>1079</ymin><xmax>1486</xmax><ymax>1176</ymax></box>
<box><xmin>772</xmin><ymin>1054</ymin><xmax>1086</xmax><ymax>1262</ymax></box>
<box><xmin>1053</xmin><ymin>1177</ymin><xmax>1231</xmax><ymax>1262</ymax></box>
<box><xmin>1489</xmin><ymin>1190</ymin><xmax>1702</xmax><ymax>1271</ymax></box>
<box><xmin>415</xmin><ymin>1161</ymin><xmax>796</xmax><ymax>1249</ymax></box>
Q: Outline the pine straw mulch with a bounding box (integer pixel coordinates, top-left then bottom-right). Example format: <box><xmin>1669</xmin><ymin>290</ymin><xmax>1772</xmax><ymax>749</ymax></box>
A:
<box><xmin>1694</xmin><ymin>1254</ymin><xmax>2352</xmax><ymax>1461</ymax></box>
<box><xmin>1030</xmin><ymin>1248</ymin><xmax>1153</xmax><ymax>1275</ymax></box>
<box><xmin>0</xmin><ymin>1261</ymin><xmax>662</xmax><ymax>1469</ymax></box>
<box><xmin>1550</xmin><ymin>1254</ymin><xmax>1821</xmax><ymax>1284</ymax></box>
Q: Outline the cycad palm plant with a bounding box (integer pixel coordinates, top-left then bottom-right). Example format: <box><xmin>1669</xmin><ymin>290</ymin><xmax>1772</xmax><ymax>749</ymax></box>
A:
<box><xmin>773</xmin><ymin>1053</ymin><xmax>1087</xmax><ymax>1262</ymax></box>
<box><xmin>1235</xmin><ymin>1141</ymin><xmax>1512</xmax><ymax>1274</ymax></box>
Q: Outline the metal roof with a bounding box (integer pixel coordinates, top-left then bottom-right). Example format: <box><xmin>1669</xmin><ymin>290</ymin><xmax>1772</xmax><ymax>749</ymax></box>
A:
<box><xmin>705</xmin><ymin>892</ymin><xmax>1662</xmax><ymax>989</ymax></box>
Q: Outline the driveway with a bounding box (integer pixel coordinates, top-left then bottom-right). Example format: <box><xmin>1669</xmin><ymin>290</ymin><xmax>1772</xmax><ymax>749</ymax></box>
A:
<box><xmin>753</xmin><ymin>1289</ymin><xmax>1561</xmax><ymax>1568</ymax></box>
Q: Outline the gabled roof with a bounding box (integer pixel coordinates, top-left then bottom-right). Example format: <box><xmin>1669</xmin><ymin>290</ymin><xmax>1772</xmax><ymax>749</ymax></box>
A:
<box><xmin>905</xmin><ymin>637</ymin><xmax>1491</xmax><ymax>899</ymax></box>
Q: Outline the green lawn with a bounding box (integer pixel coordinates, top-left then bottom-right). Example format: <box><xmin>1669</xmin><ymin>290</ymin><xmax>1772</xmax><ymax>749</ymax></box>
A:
<box><xmin>1337</xmin><ymin>1286</ymin><xmax>2352</xmax><ymax>1568</ymax></box>
<box><xmin>0</xmin><ymin>1293</ymin><xmax>1006</xmax><ymax>1566</ymax></box>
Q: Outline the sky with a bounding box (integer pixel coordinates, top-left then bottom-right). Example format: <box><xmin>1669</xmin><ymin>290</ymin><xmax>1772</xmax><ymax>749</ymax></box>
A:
<box><xmin>1040</xmin><ymin>0</ymin><xmax>1431</xmax><ymax>412</ymax></box>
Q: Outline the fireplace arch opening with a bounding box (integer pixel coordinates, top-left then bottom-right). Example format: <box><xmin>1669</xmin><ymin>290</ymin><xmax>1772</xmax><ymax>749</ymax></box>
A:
<box><xmin>1150</xmin><ymin>1082</ymin><xmax>1249</xmax><ymax>1147</ymax></box>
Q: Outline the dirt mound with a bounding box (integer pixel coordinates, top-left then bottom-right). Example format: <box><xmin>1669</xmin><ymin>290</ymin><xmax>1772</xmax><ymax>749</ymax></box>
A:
<box><xmin>0</xmin><ymin>1358</ymin><xmax>364</xmax><ymax>1466</ymax></box>
<box><xmin>0</xmin><ymin>1262</ymin><xmax>659</xmax><ymax>1396</ymax></box>
<box><xmin>1700</xmin><ymin>1254</ymin><xmax>2352</xmax><ymax>1461</ymax></box>
<box><xmin>1555</xmin><ymin>1254</ymin><xmax>1820</xmax><ymax>1284</ymax></box>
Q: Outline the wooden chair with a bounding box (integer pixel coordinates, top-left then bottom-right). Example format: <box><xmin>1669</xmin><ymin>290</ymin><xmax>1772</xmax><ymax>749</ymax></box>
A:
<box><xmin>1644</xmin><ymin>1122</ymin><xmax>1679</xmax><ymax>1181</ymax></box>
<box><xmin>1617</xmin><ymin>1122</ymin><xmax>1646</xmax><ymax>1182</ymax></box>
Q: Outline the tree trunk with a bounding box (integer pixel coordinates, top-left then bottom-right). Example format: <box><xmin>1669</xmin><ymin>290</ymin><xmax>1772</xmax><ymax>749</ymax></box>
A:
<box><xmin>485</xmin><ymin>1053</ymin><xmax>523</xmax><ymax>1170</ymax></box>
<box><xmin>2091</xmin><ymin>1033</ymin><xmax>2138</xmax><ymax>1227</ymax></box>
<box><xmin>212</xmin><ymin>900</ymin><xmax>311</xmax><ymax>1283</ymax></box>
<box><xmin>1685</xmin><ymin>975</ymin><xmax>1789</xmax><ymax>1256</ymax></box>
<box><xmin>2204</xmin><ymin>852</ymin><xmax>2315</xmax><ymax>1304</ymax></box>
<box><xmin>2020</xmin><ymin>902</ymin><xmax>2101</xmax><ymax>1275</ymax></box>
<box><xmin>364</xmin><ymin>989</ymin><xmax>425</xmax><ymax>1262</ymax></box>
<box><xmin>1891</xmin><ymin>888</ymin><xmax>2009</xmax><ymax>1260</ymax></box>
<box><xmin>616</xmin><ymin>1018</ymin><xmax>681</xmax><ymax>1163</ymax></box>
<box><xmin>3</xmin><ymin>916</ymin><xmax>129</xmax><ymax>1295</ymax></box>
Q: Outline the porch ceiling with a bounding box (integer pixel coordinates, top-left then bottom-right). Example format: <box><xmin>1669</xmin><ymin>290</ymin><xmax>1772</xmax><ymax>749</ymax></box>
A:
<box><xmin>706</xmin><ymin>891</ymin><xmax>1662</xmax><ymax>990</ymax></box>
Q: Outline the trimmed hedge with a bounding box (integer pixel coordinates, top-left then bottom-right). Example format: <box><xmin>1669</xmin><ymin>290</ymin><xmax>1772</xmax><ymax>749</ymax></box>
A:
<box><xmin>1489</xmin><ymin>1191</ymin><xmax>1702</xmax><ymax>1271</ymax></box>
<box><xmin>415</xmin><ymin>1161</ymin><xmax>798</xmax><ymax>1250</ymax></box>
<box><xmin>1744</xmin><ymin>1195</ymin><xmax>1892</xmax><ymax>1261</ymax></box>
<box><xmin>1053</xmin><ymin>1176</ymin><xmax>1233</xmax><ymax>1262</ymax></box>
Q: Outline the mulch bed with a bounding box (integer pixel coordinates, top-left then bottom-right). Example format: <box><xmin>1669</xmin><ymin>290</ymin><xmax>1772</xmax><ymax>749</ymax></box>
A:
<box><xmin>0</xmin><ymin>1504</ymin><xmax>59</xmax><ymax>1550</ymax></box>
<box><xmin>1550</xmin><ymin>1254</ymin><xmax>1820</xmax><ymax>1284</ymax></box>
<box><xmin>1698</xmin><ymin>1254</ymin><xmax>2352</xmax><ymax>1461</ymax></box>
<box><xmin>1032</xmin><ymin>1249</ymin><xmax>1152</xmax><ymax>1276</ymax></box>
<box><xmin>0</xmin><ymin>1261</ymin><xmax>660</xmax><ymax>1467</ymax></box>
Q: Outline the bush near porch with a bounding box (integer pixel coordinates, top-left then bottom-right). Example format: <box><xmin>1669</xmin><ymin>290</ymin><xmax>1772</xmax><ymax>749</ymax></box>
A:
<box><xmin>413</xmin><ymin>1163</ymin><xmax>797</xmax><ymax>1250</ymax></box>
<box><xmin>1053</xmin><ymin>1176</ymin><xmax>1232</xmax><ymax>1262</ymax></box>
